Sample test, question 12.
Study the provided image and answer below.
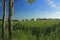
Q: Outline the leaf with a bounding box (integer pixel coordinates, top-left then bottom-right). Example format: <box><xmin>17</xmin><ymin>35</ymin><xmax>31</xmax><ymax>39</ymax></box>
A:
<box><xmin>26</xmin><ymin>0</ymin><xmax>35</xmax><ymax>4</ymax></box>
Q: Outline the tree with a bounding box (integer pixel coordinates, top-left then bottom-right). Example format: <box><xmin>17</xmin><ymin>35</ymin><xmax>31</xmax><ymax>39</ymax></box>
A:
<box><xmin>2</xmin><ymin>0</ymin><xmax>6</xmax><ymax>40</ymax></box>
<box><xmin>8</xmin><ymin>0</ymin><xmax>14</xmax><ymax>40</ymax></box>
<box><xmin>25</xmin><ymin>19</ymin><xmax>29</xmax><ymax>21</ymax></box>
<box><xmin>8</xmin><ymin>0</ymin><xmax>35</xmax><ymax>40</ymax></box>
<box><xmin>31</xmin><ymin>18</ymin><xmax>34</xmax><ymax>21</ymax></box>
<box><xmin>36</xmin><ymin>18</ymin><xmax>41</xmax><ymax>21</ymax></box>
<box><xmin>22</xmin><ymin>19</ymin><xmax>24</xmax><ymax>21</ymax></box>
<box><xmin>26</xmin><ymin>0</ymin><xmax>35</xmax><ymax>4</ymax></box>
<box><xmin>0</xmin><ymin>19</ymin><xmax>2</xmax><ymax>21</ymax></box>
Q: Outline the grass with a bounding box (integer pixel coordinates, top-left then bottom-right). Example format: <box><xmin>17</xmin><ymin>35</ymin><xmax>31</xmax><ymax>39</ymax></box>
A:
<box><xmin>0</xmin><ymin>20</ymin><xmax>60</xmax><ymax>40</ymax></box>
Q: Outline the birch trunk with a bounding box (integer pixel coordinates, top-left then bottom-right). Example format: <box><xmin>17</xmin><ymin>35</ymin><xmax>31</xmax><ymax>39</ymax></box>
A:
<box><xmin>2</xmin><ymin>0</ymin><xmax>6</xmax><ymax>40</ymax></box>
<box><xmin>8</xmin><ymin>0</ymin><xmax>14</xmax><ymax>40</ymax></box>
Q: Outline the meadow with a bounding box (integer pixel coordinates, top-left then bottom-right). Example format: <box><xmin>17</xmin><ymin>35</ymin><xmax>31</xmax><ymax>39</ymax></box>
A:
<box><xmin>0</xmin><ymin>20</ymin><xmax>60</xmax><ymax>40</ymax></box>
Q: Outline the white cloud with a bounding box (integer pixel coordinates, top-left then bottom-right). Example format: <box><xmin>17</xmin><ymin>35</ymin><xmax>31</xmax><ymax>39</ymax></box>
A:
<box><xmin>43</xmin><ymin>0</ymin><xmax>60</xmax><ymax>18</ymax></box>
<box><xmin>46</xmin><ymin>0</ymin><xmax>60</xmax><ymax>11</ymax></box>
<box><xmin>46</xmin><ymin>0</ymin><xmax>56</xmax><ymax>8</ymax></box>
<box><xmin>47</xmin><ymin>0</ymin><xmax>54</xmax><ymax>4</ymax></box>
<box><xmin>52</xmin><ymin>4</ymin><xmax>56</xmax><ymax>8</ymax></box>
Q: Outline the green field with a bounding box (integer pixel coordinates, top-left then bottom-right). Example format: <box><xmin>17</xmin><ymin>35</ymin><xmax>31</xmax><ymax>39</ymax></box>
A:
<box><xmin>0</xmin><ymin>20</ymin><xmax>60</xmax><ymax>40</ymax></box>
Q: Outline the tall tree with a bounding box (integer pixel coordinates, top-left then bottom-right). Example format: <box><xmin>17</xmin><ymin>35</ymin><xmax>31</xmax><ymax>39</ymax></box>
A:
<box><xmin>8</xmin><ymin>0</ymin><xmax>14</xmax><ymax>40</ymax></box>
<box><xmin>8</xmin><ymin>0</ymin><xmax>35</xmax><ymax>40</ymax></box>
<box><xmin>2</xmin><ymin>0</ymin><xmax>6</xmax><ymax>40</ymax></box>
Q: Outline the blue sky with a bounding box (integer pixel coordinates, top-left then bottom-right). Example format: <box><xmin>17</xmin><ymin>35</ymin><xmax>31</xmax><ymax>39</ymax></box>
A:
<box><xmin>0</xmin><ymin>0</ymin><xmax>60</xmax><ymax>20</ymax></box>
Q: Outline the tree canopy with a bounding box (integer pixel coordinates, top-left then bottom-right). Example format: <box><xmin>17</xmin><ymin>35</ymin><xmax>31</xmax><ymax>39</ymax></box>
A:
<box><xmin>26</xmin><ymin>0</ymin><xmax>35</xmax><ymax>4</ymax></box>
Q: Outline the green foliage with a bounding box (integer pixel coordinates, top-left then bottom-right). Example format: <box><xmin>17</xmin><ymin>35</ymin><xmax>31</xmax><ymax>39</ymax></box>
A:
<box><xmin>26</xmin><ymin>0</ymin><xmax>35</xmax><ymax>4</ymax></box>
<box><xmin>0</xmin><ymin>20</ymin><xmax>60</xmax><ymax>40</ymax></box>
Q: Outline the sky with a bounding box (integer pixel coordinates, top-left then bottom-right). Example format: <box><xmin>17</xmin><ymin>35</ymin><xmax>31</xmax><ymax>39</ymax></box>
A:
<box><xmin>0</xmin><ymin>0</ymin><xmax>60</xmax><ymax>20</ymax></box>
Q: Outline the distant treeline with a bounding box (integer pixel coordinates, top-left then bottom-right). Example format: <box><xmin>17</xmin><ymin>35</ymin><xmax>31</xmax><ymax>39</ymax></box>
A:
<box><xmin>21</xmin><ymin>18</ymin><xmax>60</xmax><ymax>21</ymax></box>
<box><xmin>0</xmin><ymin>18</ymin><xmax>60</xmax><ymax>21</ymax></box>
<box><xmin>0</xmin><ymin>19</ymin><xmax>2</xmax><ymax>21</ymax></box>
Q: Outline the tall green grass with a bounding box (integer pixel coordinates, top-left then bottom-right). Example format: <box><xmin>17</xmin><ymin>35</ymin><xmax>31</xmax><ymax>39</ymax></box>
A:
<box><xmin>0</xmin><ymin>20</ymin><xmax>60</xmax><ymax>40</ymax></box>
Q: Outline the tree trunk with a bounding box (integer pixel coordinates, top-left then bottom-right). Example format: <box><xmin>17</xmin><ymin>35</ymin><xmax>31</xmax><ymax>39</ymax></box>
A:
<box><xmin>2</xmin><ymin>0</ymin><xmax>6</xmax><ymax>40</ymax></box>
<box><xmin>8</xmin><ymin>0</ymin><xmax>14</xmax><ymax>40</ymax></box>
